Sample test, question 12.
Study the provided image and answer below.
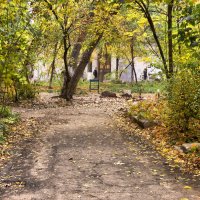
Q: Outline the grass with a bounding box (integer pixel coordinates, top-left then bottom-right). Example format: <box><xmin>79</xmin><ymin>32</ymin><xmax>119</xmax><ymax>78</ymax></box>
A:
<box><xmin>34</xmin><ymin>78</ymin><xmax>167</xmax><ymax>95</ymax></box>
<box><xmin>77</xmin><ymin>79</ymin><xmax>167</xmax><ymax>94</ymax></box>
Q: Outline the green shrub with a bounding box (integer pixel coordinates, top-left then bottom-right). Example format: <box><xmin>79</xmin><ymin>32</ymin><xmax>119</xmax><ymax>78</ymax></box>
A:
<box><xmin>0</xmin><ymin>122</ymin><xmax>6</xmax><ymax>144</ymax></box>
<box><xmin>0</xmin><ymin>105</ymin><xmax>19</xmax><ymax>144</ymax></box>
<box><xmin>129</xmin><ymin>100</ymin><xmax>155</xmax><ymax>120</ymax></box>
<box><xmin>128</xmin><ymin>100</ymin><xmax>165</xmax><ymax>122</ymax></box>
<box><xmin>0</xmin><ymin>106</ymin><xmax>12</xmax><ymax>118</ymax></box>
<box><xmin>167</xmin><ymin>70</ymin><xmax>200</xmax><ymax>132</ymax></box>
<box><xmin>16</xmin><ymin>84</ymin><xmax>37</xmax><ymax>100</ymax></box>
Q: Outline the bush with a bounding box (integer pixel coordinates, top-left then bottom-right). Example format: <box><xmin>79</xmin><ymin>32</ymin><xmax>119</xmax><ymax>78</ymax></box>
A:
<box><xmin>0</xmin><ymin>105</ymin><xmax>19</xmax><ymax>144</ymax></box>
<box><xmin>12</xmin><ymin>82</ymin><xmax>37</xmax><ymax>101</ymax></box>
<box><xmin>128</xmin><ymin>100</ymin><xmax>165</xmax><ymax>122</ymax></box>
<box><xmin>167</xmin><ymin>70</ymin><xmax>200</xmax><ymax>132</ymax></box>
<box><xmin>17</xmin><ymin>84</ymin><xmax>37</xmax><ymax>100</ymax></box>
<box><xmin>0</xmin><ymin>106</ymin><xmax>13</xmax><ymax>118</ymax></box>
<box><xmin>129</xmin><ymin>100</ymin><xmax>155</xmax><ymax>120</ymax></box>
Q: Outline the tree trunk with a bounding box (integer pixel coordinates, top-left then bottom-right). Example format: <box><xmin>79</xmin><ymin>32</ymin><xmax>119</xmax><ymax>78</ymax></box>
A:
<box><xmin>61</xmin><ymin>34</ymin><xmax>71</xmax><ymax>97</ymax></box>
<box><xmin>146</xmin><ymin>12</ymin><xmax>169</xmax><ymax>79</ymax></box>
<box><xmin>69</xmin><ymin>31</ymin><xmax>87</xmax><ymax>70</ymax></box>
<box><xmin>61</xmin><ymin>33</ymin><xmax>103</xmax><ymax>100</ymax></box>
<box><xmin>23</xmin><ymin>41</ymin><xmax>34</xmax><ymax>84</ymax></box>
<box><xmin>97</xmin><ymin>52</ymin><xmax>101</xmax><ymax>80</ymax></box>
<box><xmin>119</xmin><ymin>62</ymin><xmax>132</xmax><ymax>78</ymax></box>
<box><xmin>168</xmin><ymin>0</ymin><xmax>174</xmax><ymax>77</ymax></box>
<box><xmin>135</xmin><ymin>0</ymin><xmax>169</xmax><ymax>79</ymax></box>
<box><xmin>49</xmin><ymin>41</ymin><xmax>59</xmax><ymax>89</ymax></box>
<box><xmin>116</xmin><ymin>57</ymin><xmax>119</xmax><ymax>80</ymax></box>
<box><xmin>23</xmin><ymin>60</ymin><xmax>30</xmax><ymax>84</ymax></box>
<box><xmin>130</xmin><ymin>38</ymin><xmax>137</xmax><ymax>84</ymax></box>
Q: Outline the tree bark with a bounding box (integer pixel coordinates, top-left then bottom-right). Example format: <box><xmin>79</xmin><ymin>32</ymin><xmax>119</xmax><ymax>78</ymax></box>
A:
<box><xmin>69</xmin><ymin>31</ymin><xmax>87</xmax><ymax>70</ymax></box>
<box><xmin>49</xmin><ymin>41</ymin><xmax>59</xmax><ymax>89</ymax></box>
<box><xmin>168</xmin><ymin>0</ymin><xmax>174</xmax><ymax>77</ymax></box>
<box><xmin>116</xmin><ymin>57</ymin><xmax>119</xmax><ymax>80</ymax></box>
<box><xmin>61</xmin><ymin>34</ymin><xmax>71</xmax><ymax>97</ymax></box>
<box><xmin>97</xmin><ymin>51</ymin><xmax>101</xmax><ymax>80</ymax></box>
<box><xmin>130</xmin><ymin>38</ymin><xmax>137</xmax><ymax>84</ymax></box>
<box><xmin>23</xmin><ymin>41</ymin><xmax>34</xmax><ymax>84</ymax></box>
<box><xmin>146</xmin><ymin>11</ymin><xmax>169</xmax><ymax>79</ymax></box>
<box><xmin>61</xmin><ymin>33</ymin><xmax>103</xmax><ymax>100</ymax></box>
<box><xmin>119</xmin><ymin>62</ymin><xmax>132</xmax><ymax>78</ymax></box>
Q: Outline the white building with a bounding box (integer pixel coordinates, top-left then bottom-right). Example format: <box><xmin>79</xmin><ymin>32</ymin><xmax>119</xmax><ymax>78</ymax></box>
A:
<box><xmin>84</xmin><ymin>53</ymin><xmax>161</xmax><ymax>82</ymax></box>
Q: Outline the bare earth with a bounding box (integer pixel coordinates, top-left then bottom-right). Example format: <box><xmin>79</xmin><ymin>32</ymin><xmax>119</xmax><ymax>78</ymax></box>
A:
<box><xmin>0</xmin><ymin>93</ymin><xmax>200</xmax><ymax>200</ymax></box>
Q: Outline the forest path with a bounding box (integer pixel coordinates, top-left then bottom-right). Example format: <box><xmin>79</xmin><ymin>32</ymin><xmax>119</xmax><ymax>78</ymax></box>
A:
<box><xmin>0</xmin><ymin>93</ymin><xmax>200</xmax><ymax>200</ymax></box>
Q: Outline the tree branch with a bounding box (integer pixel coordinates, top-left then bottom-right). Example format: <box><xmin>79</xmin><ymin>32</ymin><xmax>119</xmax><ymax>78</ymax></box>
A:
<box><xmin>43</xmin><ymin>0</ymin><xmax>65</xmax><ymax>32</ymax></box>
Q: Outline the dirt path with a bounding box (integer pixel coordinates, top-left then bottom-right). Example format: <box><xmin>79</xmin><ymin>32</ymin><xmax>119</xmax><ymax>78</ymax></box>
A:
<box><xmin>0</xmin><ymin>94</ymin><xmax>200</xmax><ymax>200</ymax></box>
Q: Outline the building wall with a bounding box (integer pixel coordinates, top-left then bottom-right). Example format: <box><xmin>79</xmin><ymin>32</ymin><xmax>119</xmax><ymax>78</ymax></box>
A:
<box><xmin>85</xmin><ymin>55</ymin><xmax>160</xmax><ymax>82</ymax></box>
<box><xmin>32</xmin><ymin>54</ymin><xmax>160</xmax><ymax>83</ymax></box>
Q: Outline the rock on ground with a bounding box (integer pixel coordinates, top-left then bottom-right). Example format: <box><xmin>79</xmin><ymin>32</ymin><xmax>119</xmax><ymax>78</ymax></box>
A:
<box><xmin>101</xmin><ymin>91</ymin><xmax>117</xmax><ymax>98</ymax></box>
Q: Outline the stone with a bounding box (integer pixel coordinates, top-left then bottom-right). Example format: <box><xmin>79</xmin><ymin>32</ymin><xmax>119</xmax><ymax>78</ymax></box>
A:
<box><xmin>174</xmin><ymin>146</ymin><xmax>184</xmax><ymax>153</ymax></box>
<box><xmin>121</xmin><ymin>93</ymin><xmax>132</xmax><ymax>99</ymax></box>
<box><xmin>181</xmin><ymin>143</ymin><xmax>200</xmax><ymax>153</ymax></box>
<box><xmin>123</xmin><ymin>89</ymin><xmax>131</xmax><ymax>95</ymax></box>
<box><xmin>101</xmin><ymin>91</ymin><xmax>117</xmax><ymax>98</ymax></box>
<box><xmin>130</xmin><ymin>116</ymin><xmax>158</xmax><ymax>129</ymax></box>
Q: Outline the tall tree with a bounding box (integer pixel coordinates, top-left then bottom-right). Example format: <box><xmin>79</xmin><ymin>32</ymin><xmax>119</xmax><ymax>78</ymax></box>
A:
<box><xmin>133</xmin><ymin>0</ymin><xmax>170</xmax><ymax>78</ymax></box>
<box><xmin>168</xmin><ymin>0</ymin><xmax>174</xmax><ymax>75</ymax></box>
<box><xmin>39</xmin><ymin>0</ymin><xmax>110</xmax><ymax>99</ymax></box>
<box><xmin>0</xmin><ymin>0</ymin><xmax>42</xmax><ymax>101</ymax></box>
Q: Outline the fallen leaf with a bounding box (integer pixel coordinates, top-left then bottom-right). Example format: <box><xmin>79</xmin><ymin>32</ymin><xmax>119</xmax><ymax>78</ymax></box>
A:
<box><xmin>183</xmin><ymin>186</ymin><xmax>192</xmax><ymax>189</ymax></box>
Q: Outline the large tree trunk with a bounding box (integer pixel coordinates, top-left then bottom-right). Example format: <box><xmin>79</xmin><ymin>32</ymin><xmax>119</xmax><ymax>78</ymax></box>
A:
<box><xmin>69</xmin><ymin>31</ymin><xmax>87</xmax><ymax>71</ymax></box>
<box><xmin>61</xmin><ymin>31</ymin><xmax>87</xmax><ymax>96</ymax></box>
<box><xmin>61</xmin><ymin>33</ymin><xmax>103</xmax><ymax>100</ymax></box>
<box><xmin>168</xmin><ymin>0</ymin><xmax>174</xmax><ymax>77</ymax></box>
<box><xmin>49</xmin><ymin>41</ymin><xmax>59</xmax><ymax>89</ymax></box>
<box><xmin>61</xmin><ymin>35</ymin><xmax>71</xmax><ymax>97</ymax></box>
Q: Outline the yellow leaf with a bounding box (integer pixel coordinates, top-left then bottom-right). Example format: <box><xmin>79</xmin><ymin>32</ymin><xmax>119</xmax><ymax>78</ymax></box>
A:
<box><xmin>12</xmin><ymin>127</ymin><xmax>17</xmax><ymax>131</ymax></box>
<box><xmin>183</xmin><ymin>186</ymin><xmax>192</xmax><ymax>189</ymax></box>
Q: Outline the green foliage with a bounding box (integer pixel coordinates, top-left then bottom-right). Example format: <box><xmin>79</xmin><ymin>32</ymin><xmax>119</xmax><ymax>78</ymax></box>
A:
<box><xmin>131</xmin><ymin>81</ymin><xmax>167</xmax><ymax>94</ymax></box>
<box><xmin>0</xmin><ymin>105</ymin><xmax>18</xmax><ymax>122</ymax></box>
<box><xmin>0</xmin><ymin>0</ymin><xmax>38</xmax><ymax>101</ymax></box>
<box><xmin>0</xmin><ymin>123</ymin><xmax>6</xmax><ymax>144</ymax></box>
<box><xmin>128</xmin><ymin>99</ymin><xmax>166</xmax><ymax>122</ymax></box>
<box><xmin>129</xmin><ymin>100</ymin><xmax>155</xmax><ymax>120</ymax></box>
<box><xmin>189</xmin><ymin>144</ymin><xmax>200</xmax><ymax>154</ymax></box>
<box><xmin>77</xmin><ymin>79</ymin><xmax>166</xmax><ymax>94</ymax></box>
<box><xmin>0</xmin><ymin>0</ymin><xmax>199</xmax><ymax>102</ymax></box>
<box><xmin>0</xmin><ymin>105</ymin><xmax>19</xmax><ymax>144</ymax></box>
<box><xmin>16</xmin><ymin>84</ymin><xmax>37</xmax><ymax>100</ymax></box>
<box><xmin>0</xmin><ymin>106</ymin><xmax>13</xmax><ymax>118</ymax></box>
<box><xmin>167</xmin><ymin>70</ymin><xmax>200</xmax><ymax>132</ymax></box>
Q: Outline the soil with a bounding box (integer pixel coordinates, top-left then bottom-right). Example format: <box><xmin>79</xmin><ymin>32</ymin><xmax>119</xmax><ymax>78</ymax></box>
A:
<box><xmin>0</xmin><ymin>93</ymin><xmax>200</xmax><ymax>200</ymax></box>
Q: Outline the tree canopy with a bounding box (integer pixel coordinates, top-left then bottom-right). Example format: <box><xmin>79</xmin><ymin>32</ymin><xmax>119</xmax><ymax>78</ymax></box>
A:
<box><xmin>0</xmin><ymin>0</ymin><xmax>199</xmax><ymax>100</ymax></box>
